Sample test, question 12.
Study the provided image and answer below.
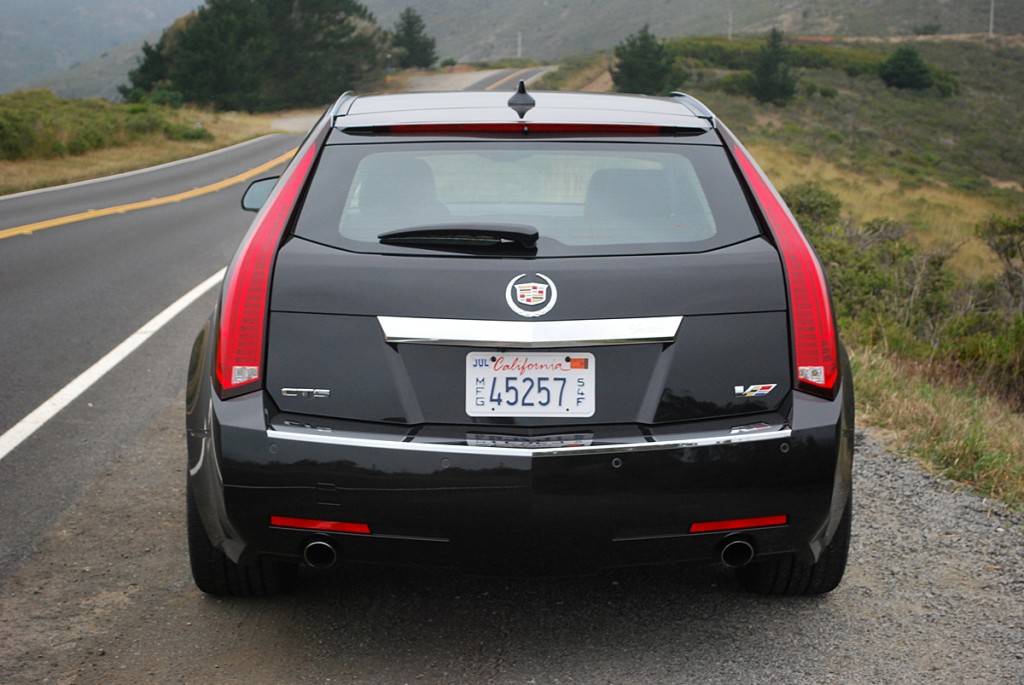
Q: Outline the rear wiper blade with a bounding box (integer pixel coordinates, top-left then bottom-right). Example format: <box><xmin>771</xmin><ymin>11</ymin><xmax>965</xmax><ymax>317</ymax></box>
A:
<box><xmin>378</xmin><ymin>223</ymin><xmax>539</xmax><ymax>249</ymax></box>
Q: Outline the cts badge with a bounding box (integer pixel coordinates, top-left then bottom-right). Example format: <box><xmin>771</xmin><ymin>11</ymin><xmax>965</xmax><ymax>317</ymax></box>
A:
<box><xmin>506</xmin><ymin>273</ymin><xmax>557</xmax><ymax>318</ymax></box>
<box><xmin>281</xmin><ymin>388</ymin><xmax>331</xmax><ymax>398</ymax></box>
<box><xmin>735</xmin><ymin>384</ymin><xmax>777</xmax><ymax>397</ymax></box>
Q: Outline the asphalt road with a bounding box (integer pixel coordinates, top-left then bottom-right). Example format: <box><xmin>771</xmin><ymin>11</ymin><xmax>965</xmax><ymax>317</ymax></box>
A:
<box><xmin>1</xmin><ymin>72</ymin><xmax>1022</xmax><ymax>684</ymax></box>
<box><xmin>0</xmin><ymin>134</ymin><xmax>299</xmax><ymax>577</ymax></box>
<box><xmin>463</xmin><ymin>66</ymin><xmax>552</xmax><ymax>91</ymax></box>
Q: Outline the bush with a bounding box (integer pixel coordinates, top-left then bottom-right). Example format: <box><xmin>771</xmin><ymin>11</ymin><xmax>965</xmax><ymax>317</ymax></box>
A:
<box><xmin>150</xmin><ymin>88</ymin><xmax>184</xmax><ymax>108</ymax></box>
<box><xmin>977</xmin><ymin>214</ymin><xmax>1024</xmax><ymax>314</ymax></box>
<box><xmin>164</xmin><ymin>121</ymin><xmax>213</xmax><ymax>142</ymax></box>
<box><xmin>782</xmin><ymin>182</ymin><xmax>842</xmax><ymax>228</ymax></box>
<box><xmin>880</xmin><ymin>46</ymin><xmax>934</xmax><ymax>90</ymax></box>
<box><xmin>0</xmin><ymin>108</ymin><xmax>33</xmax><ymax>160</ymax></box>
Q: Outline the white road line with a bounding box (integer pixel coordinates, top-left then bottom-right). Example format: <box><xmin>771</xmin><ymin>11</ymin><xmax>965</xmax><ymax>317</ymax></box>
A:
<box><xmin>0</xmin><ymin>268</ymin><xmax>226</xmax><ymax>463</ymax></box>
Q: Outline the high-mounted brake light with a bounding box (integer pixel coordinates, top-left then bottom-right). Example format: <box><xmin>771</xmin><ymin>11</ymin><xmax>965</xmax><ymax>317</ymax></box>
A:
<box><xmin>215</xmin><ymin>143</ymin><xmax>319</xmax><ymax>397</ymax></box>
<box><xmin>732</xmin><ymin>144</ymin><xmax>839</xmax><ymax>399</ymax></box>
<box><xmin>358</xmin><ymin>123</ymin><xmax>668</xmax><ymax>136</ymax></box>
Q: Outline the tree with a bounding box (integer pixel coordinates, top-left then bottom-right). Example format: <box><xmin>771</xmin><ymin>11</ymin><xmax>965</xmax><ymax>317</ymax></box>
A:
<box><xmin>261</xmin><ymin>0</ymin><xmax>385</xmax><ymax>110</ymax></box>
<box><xmin>612</xmin><ymin>25</ymin><xmax>673</xmax><ymax>95</ymax></box>
<box><xmin>391</xmin><ymin>7</ymin><xmax>436</xmax><ymax>69</ymax></box>
<box><xmin>166</xmin><ymin>0</ymin><xmax>271</xmax><ymax>111</ymax></box>
<box><xmin>120</xmin><ymin>0</ymin><xmax>385</xmax><ymax>111</ymax></box>
<box><xmin>879</xmin><ymin>46</ymin><xmax>934</xmax><ymax>90</ymax></box>
<box><xmin>750</xmin><ymin>28</ymin><xmax>798</xmax><ymax>105</ymax></box>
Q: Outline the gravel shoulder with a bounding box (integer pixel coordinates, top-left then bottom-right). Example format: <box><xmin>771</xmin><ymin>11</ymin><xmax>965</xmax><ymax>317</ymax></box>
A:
<box><xmin>1</xmin><ymin>407</ymin><xmax>1021</xmax><ymax>684</ymax></box>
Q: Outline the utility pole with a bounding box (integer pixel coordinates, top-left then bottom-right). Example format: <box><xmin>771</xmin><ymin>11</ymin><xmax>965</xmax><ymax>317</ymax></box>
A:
<box><xmin>727</xmin><ymin>0</ymin><xmax>733</xmax><ymax>40</ymax></box>
<box><xmin>517</xmin><ymin>31</ymin><xmax>522</xmax><ymax>58</ymax></box>
<box><xmin>989</xmin><ymin>0</ymin><xmax>995</xmax><ymax>37</ymax></box>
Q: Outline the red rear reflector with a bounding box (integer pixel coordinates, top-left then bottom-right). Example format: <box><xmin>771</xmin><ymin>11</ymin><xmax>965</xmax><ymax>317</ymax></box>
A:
<box><xmin>689</xmin><ymin>515</ymin><xmax>787</xmax><ymax>534</ymax></box>
<box><xmin>270</xmin><ymin>516</ymin><xmax>371</xmax><ymax>535</ymax></box>
<box><xmin>383</xmin><ymin>123</ymin><xmax>664</xmax><ymax>136</ymax></box>
<box><xmin>733</xmin><ymin>144</ymin><xmax>839</xmax><ymax>398</ymax></box>
<box><xmin>215</xmin><ymin>144</ymin><xmax>318</xmax><ymax>396</ymax></box>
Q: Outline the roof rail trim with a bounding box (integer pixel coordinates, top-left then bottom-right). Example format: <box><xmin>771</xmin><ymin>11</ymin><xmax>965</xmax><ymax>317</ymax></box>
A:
<box><xmin>329</xmin><ymin>91</ymin><xmax>358</xmax><ymax>122</ymax></box>
<box><xmin>669</xmin><ymin>92</ymin><xmax>716</xmax><ymax>128</ymax></box>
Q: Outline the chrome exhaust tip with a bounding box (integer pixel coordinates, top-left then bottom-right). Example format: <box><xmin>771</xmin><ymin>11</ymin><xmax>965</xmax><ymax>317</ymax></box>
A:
<box><xmin>720</xmin><ymin>538</ymin><xmax>756</xmax><ymax>568</ymax></box>
<box><xmin>302</xmin><ymin>540</ymin><xmax>338</xmax><ymax>569</ymax></box>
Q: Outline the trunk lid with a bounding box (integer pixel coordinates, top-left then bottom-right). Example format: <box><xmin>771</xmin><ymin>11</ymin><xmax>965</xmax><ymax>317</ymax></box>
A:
<box><xmin>265</xmin><ymin>235</ymin><xmax>791</xmax><ymax>426</ymax></box>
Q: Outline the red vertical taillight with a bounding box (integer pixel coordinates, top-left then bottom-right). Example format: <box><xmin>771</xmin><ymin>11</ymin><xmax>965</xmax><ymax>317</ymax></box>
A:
<box><xmin>732</xmin><ymin>143</ymin><xmax>839</xmax><ymax>399</ymax></box>
<box><xmin>215</xmin><ymin>142</ymin><xmax>319</xmax><ymax>398</ymax></box>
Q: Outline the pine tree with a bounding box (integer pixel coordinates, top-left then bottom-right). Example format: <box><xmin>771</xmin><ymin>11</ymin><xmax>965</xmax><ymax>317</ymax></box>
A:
<box><xmin>391</xmin><ymin>7</ymin><xmax>437</xmax><ymax>69</ymax></box>
<box><xmin>611</xmin><ymin>25</ymin><xmax>673</xmax><ymax>95</ymax></box>
<box><xmin>750</xmin><ymin>28</ymin><xmax>798</xmax><ymax>105</ymax></box>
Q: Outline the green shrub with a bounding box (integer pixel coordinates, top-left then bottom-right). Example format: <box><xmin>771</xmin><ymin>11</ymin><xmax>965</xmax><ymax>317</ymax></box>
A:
<box><xmin>880</xmin><ymin>46</ymin><xmax>934</xmax><ymax>90</ymax></box>
<box><xmin>164</xmin><ymin>121</ymin><xmax>213</xmax><ymax>142</ymax></box>
<box><xmin>150</xmin><ymin>88</ymin><xmax>184</xmax><ymax>108</ymax></box>
<box><xmin>0</xmin><ymin>108</ymin><xmax>33</xmax><ymax>160</ymax></box>
<box><xmin>782</xmin><ymin>182</ymin><xmax>842</xmax><ymax>227</ymax></box>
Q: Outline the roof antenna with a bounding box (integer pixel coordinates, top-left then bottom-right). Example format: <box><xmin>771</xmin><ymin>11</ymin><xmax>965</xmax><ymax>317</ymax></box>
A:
<box><xmin>507</xmin><ymin>81</ymin><xmax>535</xmax><ymax>119</ymax></box>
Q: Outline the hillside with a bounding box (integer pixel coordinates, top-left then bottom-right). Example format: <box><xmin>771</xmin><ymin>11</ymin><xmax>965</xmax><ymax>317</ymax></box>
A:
<box><xmin>0</xmin><ymin>0</ymin><xmax>197</xmax><ymax>94</ymax></box>
<box><xmin>16</xmin><ymin>0</ymin><xmax>1024</xmax><ymax>100</ymax></box>
<box><xmin>361</xmin><ymin>0</ymin><xmax>1024</xmax><ymax>63</ymax></box>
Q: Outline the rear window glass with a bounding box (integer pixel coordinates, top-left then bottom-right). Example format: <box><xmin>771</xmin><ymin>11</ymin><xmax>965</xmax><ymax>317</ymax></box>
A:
<box><xmin>294</xmin><ymin>141</ymin><xmax>760</xmax><ymax>256</ymax></box>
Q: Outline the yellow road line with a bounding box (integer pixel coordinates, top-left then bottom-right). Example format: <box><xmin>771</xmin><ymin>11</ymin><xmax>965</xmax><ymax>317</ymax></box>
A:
<box><xmin>485</xmin><ymin>67</ymin><xmax>536</xmax><ymax>91</ymax></box>
<box><xmin>0</xmin><ymin>148</ymin><xmax>298</xmax><ymax>242</ymax></box>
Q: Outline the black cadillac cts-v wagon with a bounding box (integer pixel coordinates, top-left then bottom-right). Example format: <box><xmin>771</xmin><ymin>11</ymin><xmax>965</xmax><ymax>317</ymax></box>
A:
<box><xmin>185</xmin><ymin>86</ymin><xmax>854</xmax><ymax>596</ymax></box>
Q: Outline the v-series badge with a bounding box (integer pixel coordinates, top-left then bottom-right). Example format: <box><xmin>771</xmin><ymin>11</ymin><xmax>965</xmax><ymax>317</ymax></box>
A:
<box><xmin>735</xmin><ymin>384</ymin><xmax>777</xmax><ymax>397</ymax></box>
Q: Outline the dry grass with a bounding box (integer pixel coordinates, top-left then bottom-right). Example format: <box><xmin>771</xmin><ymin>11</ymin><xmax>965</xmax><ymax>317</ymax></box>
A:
<box><xmin>0</xmin><ymin>107</ymin><xmax>289</xmax><ymax>196</ymax></box>
<box><xmin>748</xmin><ymin>141</ymin><xmax>1005</xmax><ymax>278</ymax></box>
<box><xmin>851</xmin><ymin>344</ymin><xmax>1024</xmax><ymax>509</ymax></box>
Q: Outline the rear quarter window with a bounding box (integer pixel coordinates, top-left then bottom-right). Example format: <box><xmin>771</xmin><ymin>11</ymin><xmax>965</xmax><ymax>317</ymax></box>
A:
<box><xmin>295</xmin><ymin>140</ymin><xmax>761</xmax><ymax>257</ymax></box>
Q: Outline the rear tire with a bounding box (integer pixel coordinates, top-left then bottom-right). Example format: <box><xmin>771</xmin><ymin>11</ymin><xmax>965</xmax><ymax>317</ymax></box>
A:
<box><xmin>186</xmin><ymin>476</ymin><xmax>296</xmax><ymax>597</ymax></box>
<box><xmin>736</xmin><ymin>496</ymin><xmax>851</xmax><ymax>596</ymax></box>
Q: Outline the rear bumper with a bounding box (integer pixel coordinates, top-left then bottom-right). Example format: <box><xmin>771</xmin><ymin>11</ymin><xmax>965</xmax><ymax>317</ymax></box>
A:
<box><xmin>188</xmin><ymin>382</ymin><xmax>852</xmax><ymax>575</ymax></box>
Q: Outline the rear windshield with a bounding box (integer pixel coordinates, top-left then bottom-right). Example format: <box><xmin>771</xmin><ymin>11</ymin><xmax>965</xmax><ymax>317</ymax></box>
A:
<box><xmin>294</xmin><ymin>141</ymin><xmax>760</xmax><ymax>257</ymax></box>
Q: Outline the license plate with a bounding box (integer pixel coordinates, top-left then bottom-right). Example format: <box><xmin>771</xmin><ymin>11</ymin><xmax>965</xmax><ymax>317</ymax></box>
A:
<box><xmin>465</xmin><ymin>352</ymin><xmax>595</xmax><ymax>417</ymax></box>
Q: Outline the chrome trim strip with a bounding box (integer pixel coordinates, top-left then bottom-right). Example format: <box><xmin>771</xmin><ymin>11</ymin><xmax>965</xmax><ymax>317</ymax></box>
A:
<box><xmin>265</xmin><ymin>426</ymin><xmax>792</xmax><ymax>458</ymax></box>
<box><xmin>378</xmin><ymin>316</ymin><xmax>683</xmax><ymax>348</ymax></box>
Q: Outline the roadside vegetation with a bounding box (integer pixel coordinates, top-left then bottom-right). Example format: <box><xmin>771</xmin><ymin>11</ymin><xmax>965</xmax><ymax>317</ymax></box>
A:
<box><xmin>0</xmin><ymin>90</ymin><xmax>293</xmax><ymax>194</ymax></box>
<box><xmin>541</xmin><ymin>32</ymin><xmax>1024</xmax><ymax>507</ymax></box>
<box><xmin>0</xmin><ymin>89</ymin><xmax>211</xmax><ymax>162</ymax></box>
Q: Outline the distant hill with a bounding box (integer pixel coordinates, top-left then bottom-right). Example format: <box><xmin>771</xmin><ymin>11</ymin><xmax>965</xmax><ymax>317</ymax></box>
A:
<box><xmin>0</xmin><ymin>0</ymin><xmax>197</xmax><ymax>93</ymax></box>
<box><xmin>29</xmin><ymin>36</ymin><xmax>160</xmax><ymax>102</ymax></box>
<box><xmin>13</xmin><ymin>0</ymin><xmax>1024</xmax><ymax>100</ymax></box>
<box><xmin>361</xmin><ymin>0</ymin><xmax>1024</xmax><ymax>63</ymax></box>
